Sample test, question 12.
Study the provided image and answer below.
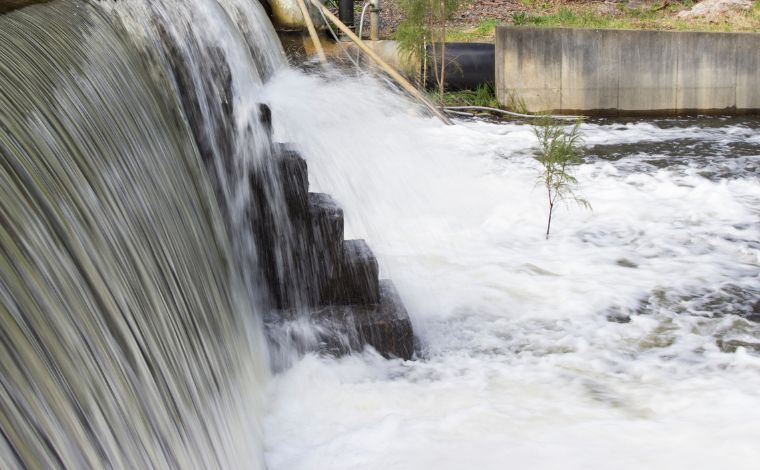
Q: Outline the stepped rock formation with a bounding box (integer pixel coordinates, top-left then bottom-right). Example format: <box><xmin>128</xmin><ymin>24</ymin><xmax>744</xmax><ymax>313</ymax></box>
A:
<box><xmin>251</xmin><ymin>141</ymin><xmax>415</xmax><ymax>361</ymax></box>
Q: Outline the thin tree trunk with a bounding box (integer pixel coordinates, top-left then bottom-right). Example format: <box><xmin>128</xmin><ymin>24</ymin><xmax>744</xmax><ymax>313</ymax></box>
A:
<box><xmin>422</xmin><ymin>39</ymin><xmax>428</xmax><ymax>87</ymax></box>
<box><xmin>546</xmin><ymin>186</ymin><xmax>553</xmax><ymax>239</ymax></box>
<box><xmin>429</xmin><ymin>0</ymin><xmax>438</xmax><ymax>94</ymax></box>
<box><xmin>439</xmin><ymin>0</ymin><xmax>446</xmax><ymax>109</ymax></box>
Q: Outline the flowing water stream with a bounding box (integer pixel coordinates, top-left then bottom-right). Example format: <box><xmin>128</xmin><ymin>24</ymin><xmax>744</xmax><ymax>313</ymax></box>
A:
<box><xmin>1</xmin><ymin>1</ymin><xmax>759</xmax><ymax>469</ymax></box>
<box><xmin>0</xmin><ymin>1</ymin><xmax>283</xmax><ymax>468</ymax></box>
<box><xmin>262</xmin><ymin>71</ymin><xmax>760</xmax><ymax>470</ymax></box>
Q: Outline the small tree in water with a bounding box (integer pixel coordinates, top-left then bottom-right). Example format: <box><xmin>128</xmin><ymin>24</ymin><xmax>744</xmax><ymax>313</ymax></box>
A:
<box><xmin>395</xmin><ymin>0</ymin><xmax>461</xmax><ymax>108</ymax></box>
<box><xmin>532</xmin><ymin>117</ymin><xmax>591</xmax><ymax>239</ymax></box>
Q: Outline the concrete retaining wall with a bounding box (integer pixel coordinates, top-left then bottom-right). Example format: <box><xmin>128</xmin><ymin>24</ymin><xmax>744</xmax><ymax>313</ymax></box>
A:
<box><xmin>496</xmin><ymin>27</ymin><xmax>760</xmax><ymax>115</ymax></box>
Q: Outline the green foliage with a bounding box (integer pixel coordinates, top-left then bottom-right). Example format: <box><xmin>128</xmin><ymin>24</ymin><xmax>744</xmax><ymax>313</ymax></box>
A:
<box><xmin>513</xmin><ymin>7</ymin><xmax>628</xmax><ymax>29</ymax></box>
<box><xmin>509</xmin><ymin>3</ymin><xmax>760</xmax><ymax>32</ymax></box>
<box><xmin>511</xmin><ymin>11</ymin><xmax>530</xmax><ymax>26</ymax></box>
<box><xmin>395</xmin><ymin>0</ymin><xmax>462</xmax><ymax>61</ymax></box>
<box><xmin>471</xmin><ymin>82</ymin><xmax>498</xmax><ymax>107</ymax></box>
<box><xmin>504</xmin><ymin>89</ymin><xmax>528</xmax><ymax>114</ymax></box>
<box><xmin>395</xmin><ymin>0</ymin><xmax>464</xmax><ymax>107</ymax></box>
<box><xmin>446</xmin><ymin>18</ymin><xmax>500</xmax><ymax>41</ymax></box>
<box><xmin>430</xmin><ymin>83</ymin><xmax>499</xmax><ymax>107</ymax></box>
<box><xmin>532</xmin><ymin>117</ymin><xmax>590</xmax><ymax>239</ymax></box>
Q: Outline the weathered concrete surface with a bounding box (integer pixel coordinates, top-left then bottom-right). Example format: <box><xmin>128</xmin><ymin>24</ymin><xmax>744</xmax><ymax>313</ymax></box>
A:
<box><xmin>270</xmin><ymin>0</ymin><xmax>323</xmax><ymax>31</ymax></box>
<box><xmin>676</xmin><ymin>32</ymin><xmax>737</xmax><ymax>110</ymax></box>
<box><xmin>617</xmin><ymin>30</ymin><xmax>678</xmax><ymax>112</ymax></box>
<box><xmin>734</xmin><ymin>33</ymin><xmax>760</xmax><ymax>109</ymax></box>
<box><xmin>496</xmin><ymin>27</ymin><xmax>760</xmax><ymax>115</ymax></box>
<box><xmin>560</xmin><ymin>28</ymin><xmax>620</xmax><ymax>112</ymax></box>
<box><xmin>496</xmin><ymin>27</ymin><xmax>562</xmax><ymax>111</ymax></box>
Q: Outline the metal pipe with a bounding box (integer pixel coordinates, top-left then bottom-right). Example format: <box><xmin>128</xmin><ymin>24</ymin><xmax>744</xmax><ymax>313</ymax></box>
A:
<box><xmin>424</xmin><ymin>42</ymin><xmax>494</xmax><ymax>91</ymax></box>
<box><xmin>339</xmin><ymin>0</ymin><xmax>354</xmax><ymax>30</ymax></box>
<box><xmin>444</xmin><ymin>106</ymin><xmax>584</xmax><ymax>120</ymax></box>
<box><xmin>369</xmin><ymin>0</ymin><xmax>379</xmax><ymax>41</ymax></box>
<box><xmin>358</xmin><ymin>1</ymin><xmax>371</xmax><ymax>39</ymax></box>
<box><xmin>295</xmin><ymin>0</ymin><xmax>326</xmax><ymax>62</ymax></box>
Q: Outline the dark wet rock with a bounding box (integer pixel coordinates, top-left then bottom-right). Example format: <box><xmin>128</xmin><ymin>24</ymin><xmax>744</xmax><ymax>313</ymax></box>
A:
<box><xmin>244</xmin><ymin>135</ymin><xmax>415</xmax><ymax>358</ymax></box>
<box><xmin>615</xmin><ymin>258</ymin><xmax>638</xmax><ymax>269</ymax></box>
<box><xmin>717</xmin><ymin>338</ymin><xmax>760</xmax><ymax>354</ymax></box>
<box><xmin>306</xmin><ymin>192</ymin><xmax>345</xmax><ymax>303</ymax></box>
<box><xmin>747</xmin><ymin>300</ymin><xmax>760</xmax><ymax>322</ymax></box>
<box><xmin>275</xmin><ymin>143</ymin><xmax>308</xmax><ymax>219</ymax></box>
<box><xmin>351</xmin><ymin>280</ymin><xmax>414</xmax><ymax>360</ymax></box>
<box><xmin>259</xmin><ymin>103</ymin><xmax>272</xmax><ymax>134</ymax></box>
<box><xmin>272</xmin><ymin>280</ymin><xmax>414</xmax><ymax>360</ymax></box>
<box><xmin>308</xmin><ymin>192</ymin><xmax>344</xmax><ymax>264</ymax></box>
<box><xmin>607</xmin><ymin>313</ymin><xmax>632</xmax><ymax>324</ymax></box>
<box><xmin>325</xmin><ymin>239</ymin><xmax>380</xmax><ymax>306</ymax></box>
<box><xmin>632</xmin><ymin>284</ymin><xmax>760</xmax><ymax>323</ymax></box>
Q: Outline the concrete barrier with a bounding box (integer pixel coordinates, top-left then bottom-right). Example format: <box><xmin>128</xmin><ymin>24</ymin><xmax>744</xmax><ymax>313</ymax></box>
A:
<box><xmin>496</xmin><ymin>26</ymin><xmax>760</xmax><ymax>115</ymax></box>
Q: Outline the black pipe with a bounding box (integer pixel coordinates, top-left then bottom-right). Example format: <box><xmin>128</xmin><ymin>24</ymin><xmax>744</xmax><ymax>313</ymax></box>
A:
<box><xmin>425</xmin><ymin>42</ymin><xmax>495</xmax><ymax>91</ymax></box>
<box><xmin>338</xmin><ymin>0</ymin><xmax>354</xmax><ymax>29</ymax></box>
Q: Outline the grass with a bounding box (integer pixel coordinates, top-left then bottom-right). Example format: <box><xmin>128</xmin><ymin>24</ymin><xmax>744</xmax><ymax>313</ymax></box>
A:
<box><xmin>438</xmin><ymin>1</ymin><xmax>760</xmax><ymax>43</ymax></box>
<box><xmin>510</xmin><ymin>2</ymin><xmax>760</xmax><ymax>32</ymax></box>
<box><xmin>445</xmin><ymin>18</ymin><xmax>500</xmax><ymax>42</ymax></box>
<box><xmin>427</xmin><ymin>83</ymin><xmax>500</xmax><ymax>108</ymax></box>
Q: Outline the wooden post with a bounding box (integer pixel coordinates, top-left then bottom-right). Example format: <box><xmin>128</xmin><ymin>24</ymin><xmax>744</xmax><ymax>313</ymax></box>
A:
<box><xmin>309</xmin><ymin>0</ymin><xmax>453</xmax><ymax>125</ymax></box>
<box><xmin>296</xmin><ymin>0</ymin><xmax>327</xmax><ymax>63</ymax></box>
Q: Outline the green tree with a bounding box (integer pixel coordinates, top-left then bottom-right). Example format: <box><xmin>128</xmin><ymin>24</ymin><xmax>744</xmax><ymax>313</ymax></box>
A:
<box><xmin>395</xmin><ymin>0</ymin><xmax>461</xmax><ymax>108</ymax></box>
<box><xmin>533</xmin><ymin>117</ymin><xmax>591</xmax><ymax>239</ymax></box>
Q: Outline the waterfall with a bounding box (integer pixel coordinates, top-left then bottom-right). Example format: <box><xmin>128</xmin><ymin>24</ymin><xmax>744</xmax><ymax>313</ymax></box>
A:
<box><xmin>0</xmin><ymin>0</ymin><xmax>288</xmax><ymax>468</ymax></box>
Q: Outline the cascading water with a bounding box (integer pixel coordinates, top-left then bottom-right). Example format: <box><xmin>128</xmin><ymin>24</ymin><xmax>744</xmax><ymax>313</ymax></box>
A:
<box><xmin>0</xmin><ymin>0</ymin><xmax>288</xmax><ymax>468</ymax></box>
<box><xmin>104</xmin><ymin>0</ymin><xmax>288</xmax><ymax>308</ymax></box>
<box><xmin>262</xmin><ymin>71</ymin><xmax>760</xmax><ymax>469</ymax></box>
<box><xmin>2</xmin><ymin>0</ymin><xmax>759</xmax><ymax>469</ymax></box>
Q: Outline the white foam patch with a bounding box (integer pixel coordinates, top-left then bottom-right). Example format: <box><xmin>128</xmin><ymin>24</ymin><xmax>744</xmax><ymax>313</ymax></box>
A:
<box><xmin>262</xmin><ymin>69</ymin><xmax>760</xmax><ymax>470</ymax></box>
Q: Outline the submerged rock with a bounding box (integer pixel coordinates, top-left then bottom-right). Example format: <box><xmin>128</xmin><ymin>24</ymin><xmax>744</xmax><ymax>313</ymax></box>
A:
<box><xmin>271</xmin><ymin>280</ymin><xmax>415</xmax><ymax>360</ymax></box>
<box><xmin>607</xmin><ymin>313</ymin><xmax>632</xmax><ymax>324</ymax></box>
<box><xmin>747</xmin><ymin>300</ymin><xmax>760</xmax><ymax>323</ymax></box>
<box><xmin>717</xmin><ymin>338</ymin><xmax>760</xmax><ymax>354</ymax></box>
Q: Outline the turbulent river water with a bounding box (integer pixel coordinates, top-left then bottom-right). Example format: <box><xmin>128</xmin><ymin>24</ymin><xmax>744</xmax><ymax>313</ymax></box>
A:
<box><xmin>263</xmin><ymin>71</ymin><xmax>760</xmax><ymax>470</ymax></box>
<box><xmin>1</xmin><ymin>0</ymin><xmax>759</xmax><ymax>469</ymax></box>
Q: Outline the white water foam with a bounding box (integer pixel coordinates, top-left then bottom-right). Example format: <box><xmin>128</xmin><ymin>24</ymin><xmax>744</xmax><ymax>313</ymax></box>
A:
<box><xmin>262</xmin><ymin>69</ymin><xmax>760</xmax><ymax>470</ymax></box>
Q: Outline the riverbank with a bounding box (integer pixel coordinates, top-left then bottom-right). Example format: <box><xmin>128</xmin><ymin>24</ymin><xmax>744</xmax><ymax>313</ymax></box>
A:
<box><xmin>376</xmin><ymin>0</ymin><xmax>760</xmax><ymax>41</ymax></box>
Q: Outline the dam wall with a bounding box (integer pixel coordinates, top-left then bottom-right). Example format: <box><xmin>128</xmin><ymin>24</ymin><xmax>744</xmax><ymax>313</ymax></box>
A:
<box><xmin>496</xmin><ymin>26</ymin><xmax>760</xmax><ymax>115</ymax></box>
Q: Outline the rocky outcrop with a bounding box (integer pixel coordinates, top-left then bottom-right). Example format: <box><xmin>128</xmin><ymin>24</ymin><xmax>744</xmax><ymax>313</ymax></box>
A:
<box><xmin>250</xmin><ymin>139</ymin><xmax>415</xmax><ymax>360</ymax></box>
<box><xmin>270</xmin><ymin>279</ymin><xmax>415</xmax><ymax>360</ymax></box>
<box><xmin>157</xmin><ymin>26</ymin><xmax>413</xmax><ymax>359</ymax></box>
<box><xmin>677</xmin><ymin>0</ymin><xmax>753</xmax><ymax>20</ymax></box>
